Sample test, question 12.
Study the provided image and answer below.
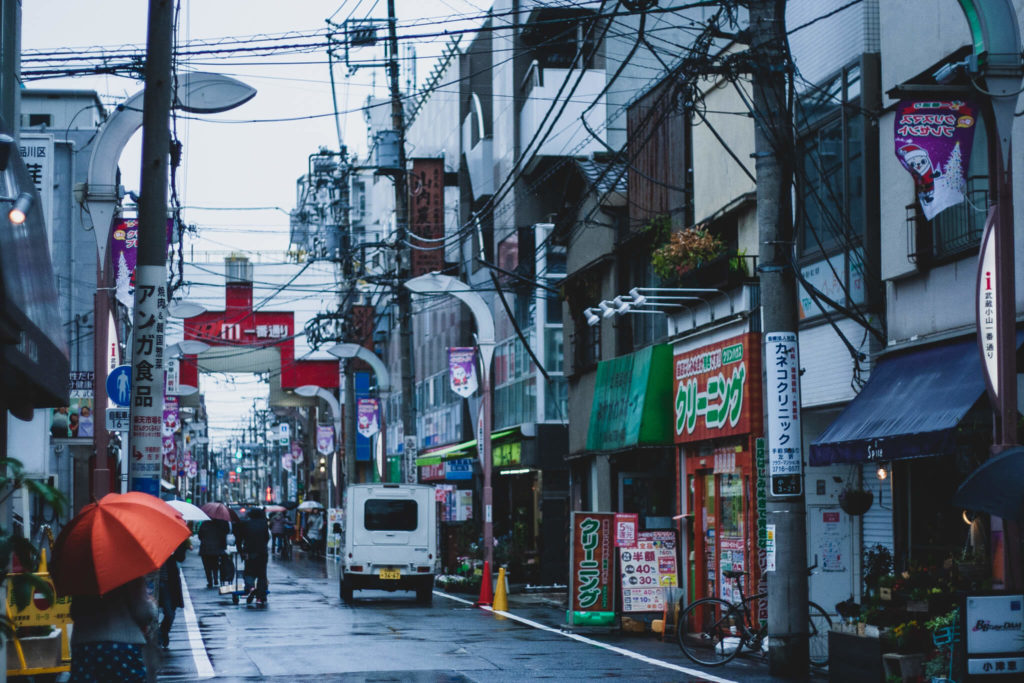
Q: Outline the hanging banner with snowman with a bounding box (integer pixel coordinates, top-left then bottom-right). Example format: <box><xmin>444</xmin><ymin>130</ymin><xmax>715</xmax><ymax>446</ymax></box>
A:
<box><xmin>894</xmin><ymin>100</ymin><xmax>977</xmax><ymax>221</ymax></box>
<box><xmin>356</xmin><ymin>398</ymin><xmax>380</xmax><ymax>438</ymax></box>
<box><xmin>448</xmin><ymin>347</ymin><xmax>478</xmax><ymax>398</ymax></box>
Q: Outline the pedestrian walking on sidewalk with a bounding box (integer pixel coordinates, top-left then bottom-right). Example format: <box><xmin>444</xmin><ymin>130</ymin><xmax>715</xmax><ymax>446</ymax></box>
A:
<box><xmin>238</xmin><ymin>507</ymin><xmax>270</xmax><ymax>605</ymax></box>
<box><xmin>269</xmin><ymin>511</ymin><xmax>286</xmax><ymax>555</ymax></box>
<box><xmin>305</xmin><ymin>510</ymin><xmax>325</xmax><ymax>559</ymax></box>
<box><xmin>198</xmin><ymin>519</ymin><xmax>229</xmax><ymax>587</ymax></box>
<box><xmin>158</xmin><ymin>541</ymin><xmax>189</xmax><ymax>648</ymax></box>
<box><xmin>68</xmin><ymin>577</ymin><xmax>157</xmax><ymax>682</ymax></box>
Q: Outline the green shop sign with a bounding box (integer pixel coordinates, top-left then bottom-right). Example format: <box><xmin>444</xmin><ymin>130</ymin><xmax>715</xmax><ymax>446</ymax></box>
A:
<box><xmin>586</xmin><ymin>345</ymin><xmax>673</xmax><ymax>451</ymax></box>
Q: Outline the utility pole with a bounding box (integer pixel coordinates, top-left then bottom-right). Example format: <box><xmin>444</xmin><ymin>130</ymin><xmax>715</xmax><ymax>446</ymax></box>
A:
<box><xmin>751</xmin><ymin>1</ymin><xmax>808</xmax><ymax>678</ymax></box>
<box><xmin>128</xmin><ymin>0</ymin><xmax>173</xmax><ymax>497</ymax></box>
<box><xmin>386</xmin><ymin>0</ymin><xmax>416</xmax><ymax>483</ymax></box>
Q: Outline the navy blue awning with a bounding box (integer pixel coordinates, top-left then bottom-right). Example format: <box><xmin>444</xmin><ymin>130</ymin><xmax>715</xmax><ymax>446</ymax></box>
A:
<box><xmin>810</xmin><ymin>337</ymin><xmax>994</xmax><ymax>465</ymax></box>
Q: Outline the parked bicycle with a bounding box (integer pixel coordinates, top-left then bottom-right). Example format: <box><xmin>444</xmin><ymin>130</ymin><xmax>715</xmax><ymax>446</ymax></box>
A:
<box><xmin>677</xmin><ymin>569</ymin><xmax>832</xmax><ymax>668</ymax></box>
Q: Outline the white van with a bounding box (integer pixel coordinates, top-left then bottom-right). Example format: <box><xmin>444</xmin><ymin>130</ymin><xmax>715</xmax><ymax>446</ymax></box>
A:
<box><xmin>339</xmin><ymin>483</ymin><xmax>438</xmax><ymax>603</ymax></box>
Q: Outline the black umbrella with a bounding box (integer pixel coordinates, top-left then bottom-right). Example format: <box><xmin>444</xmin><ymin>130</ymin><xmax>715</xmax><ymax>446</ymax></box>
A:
<box><xmin>280</xmin><ymin>500</ymin><xmax>299</xmax><ymax>510</ymax></box>
<box><xmin>953</xmin><ymin>446</ymin><xmax>1024</xmax><ymax>520</ymax></box>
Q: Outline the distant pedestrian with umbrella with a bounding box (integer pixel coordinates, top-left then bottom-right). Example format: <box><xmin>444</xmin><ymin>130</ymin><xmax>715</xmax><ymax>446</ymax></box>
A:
<box><xmin>52</xmin><ymin>492</ymin><xmax>190</xmax><ymax>682</ymax></box>
<box><xmin>198</xmin><ymin>518</ymin><xmax>229</xmax><ymax>587</ymax></box>
<box><xmin>238</xmin><ymin>507</ymin><xmax>270</xmax><ymax>605</ymax></box>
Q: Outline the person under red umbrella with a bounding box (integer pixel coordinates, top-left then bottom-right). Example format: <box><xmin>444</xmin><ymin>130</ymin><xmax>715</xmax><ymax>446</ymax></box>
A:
<box><xmin>52</xmin><ymin>492</ymin><xmax>190</xmax><ymax>682</ymax></box>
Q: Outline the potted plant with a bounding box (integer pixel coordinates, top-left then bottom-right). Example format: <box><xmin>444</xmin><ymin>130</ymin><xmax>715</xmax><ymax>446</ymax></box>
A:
<box><xmin>839</xmin><ymin>486</ymin><xmax>874</xmax><ymax>515</ymax></box>
<box><xmin>652</xmin><ymin>227</ymin><xmax>726</xmax><ymax>283</ymax></box>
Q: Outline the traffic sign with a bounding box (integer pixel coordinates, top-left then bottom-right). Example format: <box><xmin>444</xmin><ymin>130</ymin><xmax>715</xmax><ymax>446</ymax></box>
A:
<box><xmin>105</xmin><ymin>408</ymin><xmax>130</xmax><ymax>432</ymax></box>
<box><xmin>106</xmin><ymin>365</ymin><xmax>132</xmax><ymax>407</ymax></box>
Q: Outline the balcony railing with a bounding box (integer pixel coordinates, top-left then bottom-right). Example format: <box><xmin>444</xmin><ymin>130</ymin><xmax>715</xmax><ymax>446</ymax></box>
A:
<box><xmin>907</xmin><ymin>176</ymin><xmax>989</xmax><ymax>266</ymax></box>
<box><xmin>662</xmin><ymin>252</ymin><xmax>758</xmax><ymax>291</ymax></box>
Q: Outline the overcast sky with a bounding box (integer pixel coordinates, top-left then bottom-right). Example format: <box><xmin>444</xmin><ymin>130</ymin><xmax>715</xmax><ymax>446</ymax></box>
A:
<box><xmin>22</xmin><ymin>1</ymin><xmax>491</xmax><ymax>443</ymax></box>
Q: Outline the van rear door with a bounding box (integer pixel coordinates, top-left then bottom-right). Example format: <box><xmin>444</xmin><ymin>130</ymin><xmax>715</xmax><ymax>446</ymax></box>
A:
<box><xmin>352</xmin><ymin>486</ymin><xmax>429</xmax><ymax>547</ymax></box>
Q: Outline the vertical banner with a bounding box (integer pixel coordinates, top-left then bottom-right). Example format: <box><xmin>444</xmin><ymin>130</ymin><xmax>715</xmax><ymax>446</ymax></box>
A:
<box><xmin>357</xmin><ymin>398</ymin><xmax>380</xmax><ymax>438</ymax></box>
<box><xmin>408</xmin><ymin>158</ymin><xmax>445</xmax><ymax>276</ymax></box>
<box><xmin>129</xmin><ymin>266</ymin><xmax>167</xmax><ymax>496</ymax></box>
<box><xmin>765</xmin><ymin>332</ymin><xmax>802</xmax><ymax>496</ymax></box>
<box><xmin>290</xmin><ymin>440</ymin><xmax>303</xmax><ymax>465</ymax></box>
<box><xmin>568</xmin><ymin>511</ymin><xmax>616</xmax><ymax>627</ymax></box>
<box><xmin>976</xmin><ymin>208</ymin><xmax>999</xmax><ymax>405</ymax></box>
<box><xmin>894</xmin><ymin>100</ymin><xmax>977</xmax><ymax>220</ymax></box>
<box><xmin>111</xmin><ymin>219</ymin><xmax>174</xmax><ymax>309</ymax></box>
<box><xmin>316</xmin><ymin>425</ymin><xmax>334</xmax><ymax>456</ymax></box>
<box><xmin>448</xmin><ymin>347</ymin><xmax>478</xmax><ymax>398</ymax></box>
<box><xmin>18</xmin><ymin>134</ymin><xmax>54</xmax><ymax>248</ymax></box>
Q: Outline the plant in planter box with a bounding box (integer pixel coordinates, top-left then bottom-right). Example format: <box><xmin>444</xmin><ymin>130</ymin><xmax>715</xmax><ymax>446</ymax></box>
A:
<box><xmin>891</xmin><ymin>619</ymin><xmax>929</xmax><ymax>653</ymax></box>
<box><xmin>863</xmin><ymin>544</ymin><xmax>894</xmax><ymax>598</ymax></box>
<box><xmin>652</xmin><ymin>227</ymin><xmax>725</xmax><ymax>283</ymax></box>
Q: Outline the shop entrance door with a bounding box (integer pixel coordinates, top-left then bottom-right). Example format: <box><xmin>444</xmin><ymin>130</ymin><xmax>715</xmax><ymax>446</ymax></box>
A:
<box><xmin>807</xmin><ymin>506</ymin><xmax>853</xmax><ymax>616</ymax></box>
<box><xmin>619</xmin><ymin>472</ymin><xmax>673</xmax><ymax>529</ymax></box>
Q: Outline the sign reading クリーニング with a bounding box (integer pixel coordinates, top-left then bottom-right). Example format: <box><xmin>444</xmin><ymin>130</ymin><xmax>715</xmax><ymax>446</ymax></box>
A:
<box><xmin>673</xmin><ymin>333</ymin><xmax>761</xmax><ymax>443</ymax></box>
<box><xmin>569</xmin><ymin>512</ymin><xmax>615</xmax><ymax>618</ymax></box>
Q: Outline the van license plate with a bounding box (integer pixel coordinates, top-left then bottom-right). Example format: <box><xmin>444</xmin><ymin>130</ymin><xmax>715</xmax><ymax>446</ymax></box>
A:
<box><xmin>379</xmin><ymin>568</ymin><xmax>400</xmax><ymax>580</ymax></box>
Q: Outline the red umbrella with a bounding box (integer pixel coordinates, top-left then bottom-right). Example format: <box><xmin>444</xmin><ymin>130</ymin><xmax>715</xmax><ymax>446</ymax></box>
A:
<box><xmin>200</xmin><ymin>501</ymin><xmax>239</xmax><ymax>522</ymax></box>
<box><xmin>51</xmin><ymin>492</ymin><xmax>190</xmax><ymax>596</ymax></box>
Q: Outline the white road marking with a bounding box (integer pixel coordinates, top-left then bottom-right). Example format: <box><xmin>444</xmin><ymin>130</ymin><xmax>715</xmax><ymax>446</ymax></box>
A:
<box><xmin>179</xmin><ymin>568</ymin><xmax>216</xmax><ymax>679</ymax></box>
<box><xmin>434</xmin><ymin>590</ymin><xmax>739</xmax><ymax>683</ymax></box>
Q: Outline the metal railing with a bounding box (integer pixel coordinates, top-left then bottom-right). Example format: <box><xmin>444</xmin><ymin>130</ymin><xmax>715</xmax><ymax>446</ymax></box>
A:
<box><xmin>907</xmin><ymin>176</ymin><xmax>989</xmax><ymax>266</ymax></box>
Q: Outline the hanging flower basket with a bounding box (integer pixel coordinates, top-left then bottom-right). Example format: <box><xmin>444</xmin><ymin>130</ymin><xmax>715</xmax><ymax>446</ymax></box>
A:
<box><xmin>839</xmin><ymin>488</ymin><xmax>874</xmax><ymax>515</ymax></box>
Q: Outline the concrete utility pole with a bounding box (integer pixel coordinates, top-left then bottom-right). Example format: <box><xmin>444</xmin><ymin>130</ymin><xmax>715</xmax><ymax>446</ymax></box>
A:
<box><xmin>386</xmin><ymin>0</ymin><xmax>416</xmax><ymax>483</ymax></box>
<box><xmin>128</xmin><ymin>0</ymin><xmax>173</xmax><ymax>497</ymax></box>
<box><xmin>750</xmin><ymin>1</ymin><xmax>809</xmax><ymax>677</ymax></box>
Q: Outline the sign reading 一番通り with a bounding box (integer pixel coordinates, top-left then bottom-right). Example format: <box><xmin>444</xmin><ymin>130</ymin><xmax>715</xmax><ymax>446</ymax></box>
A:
<box><xmin>674</xmin><ymin>333</ymin><xmax>761</xmax><ymax>443</ymax></box>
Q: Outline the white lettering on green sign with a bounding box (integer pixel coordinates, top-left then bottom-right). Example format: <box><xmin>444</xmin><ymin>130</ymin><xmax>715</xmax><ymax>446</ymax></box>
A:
<box><xmin>721</xmin><ymin>343</ymin><xmax>743</xmax><ymax>365</ymax></box>
<box><xmin>577</xmin><ymin>517</ymin><xmax>602</xmax><ymax>608</ymax></box>
<box><xmin>675</xmin><ymin>362</ymin><xmax>746</xmax><ymax>435</ymax></box>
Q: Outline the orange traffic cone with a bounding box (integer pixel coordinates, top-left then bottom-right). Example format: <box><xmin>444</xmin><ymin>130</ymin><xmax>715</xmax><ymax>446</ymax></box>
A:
<box><xmin>493</xmin><ymin>567</ymin><xmax>508</xmax><ymax>612</ymax></box>
<box><xmin>476</xmin><ymin>560</ymin><xmax>493</xmax><ymax>606</ymax></box>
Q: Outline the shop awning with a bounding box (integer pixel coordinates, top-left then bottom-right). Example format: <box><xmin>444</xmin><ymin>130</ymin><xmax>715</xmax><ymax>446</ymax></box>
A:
<box><xmin>810</xmin><ymin>337</ymin><xmax>992</xmax><ymax>465</ymax></box>
<box><xmin>586</xmin><ymin>344</ymin><xmax>673</xmax><ymax>452</ymax></box>
<box><xmin>415</xmin><ymin>428</ymin><xmax>518</xmax><ymax>467</ymax></box>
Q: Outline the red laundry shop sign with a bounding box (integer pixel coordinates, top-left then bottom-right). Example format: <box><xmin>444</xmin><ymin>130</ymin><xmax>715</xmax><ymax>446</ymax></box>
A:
<box><xmin>673</xmin><ymin>332</ymin><xmax>762</xmax><ymax>443</ymax></box>
<box><xmin>569</xmin><ymin>512</ymin><xmax>615</xmax><ymax>617</ymax></box>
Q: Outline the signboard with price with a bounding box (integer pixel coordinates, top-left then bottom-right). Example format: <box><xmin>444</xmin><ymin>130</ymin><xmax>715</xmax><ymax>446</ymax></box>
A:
<box><xmin>619</xmin><ymin>529</ymin><xmax>679</xmax><ymax>613</ymax></box>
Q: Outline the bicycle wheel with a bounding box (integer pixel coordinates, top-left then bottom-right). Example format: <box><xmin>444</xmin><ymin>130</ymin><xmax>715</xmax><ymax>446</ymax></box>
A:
<box><xmin>677</xmin><ymin>598</ymin><xmax>745</xmax><ymax>666</ymax></box>
<box><xmin>807</xmin><ymin>601</ymin><xmax>833</xmax><ymax>668</ymax></box>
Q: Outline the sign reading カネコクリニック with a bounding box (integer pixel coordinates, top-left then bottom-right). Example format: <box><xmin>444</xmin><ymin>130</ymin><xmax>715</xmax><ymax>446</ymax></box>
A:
<box><xmin>568</xmin><ymin>512</ymin><xmax>615</xmax><ymax>627</ymax></box>
<box><xmin>673</xmin><ymin>333</ymin><xmax>762</xmax><ymax>443</ymax></box>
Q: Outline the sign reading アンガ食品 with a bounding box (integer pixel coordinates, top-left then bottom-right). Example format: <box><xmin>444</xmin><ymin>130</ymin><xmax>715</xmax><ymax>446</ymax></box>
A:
<box><xmin>569</xmin><ymin>512</ymin><xmax>615</xmax><ymax>626</ymax></box>
<box><xmin>674</xmin><ymin>333</ymin><xmax>762</xmax><ymax>443</ymax></box>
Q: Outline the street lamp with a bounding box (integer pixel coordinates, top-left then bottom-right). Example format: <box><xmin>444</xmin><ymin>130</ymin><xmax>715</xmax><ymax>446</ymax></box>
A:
<box><xmin>167</xmin><ymin>300</ymin><xmax>207</xmax><ymax>319</ymax></box>
<box><xmin>327</xmin><ymin>343</ymin><xmax>391</xmax><ymax>487</ymax></box>
<box><xmin>295</xmin><ymin>385</ymin><xmax>341</xmax><ymax>511</ymax></box>
<box><xmin>404</xmin><ymin>272</ymin><xmax>496</xmax><ymax>569</ymax></box>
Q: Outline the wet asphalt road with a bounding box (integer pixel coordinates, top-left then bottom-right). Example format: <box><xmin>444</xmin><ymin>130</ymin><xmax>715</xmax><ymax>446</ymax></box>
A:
<box><xmin>154</xmin><ymin>548</ymin><xmax>827</xmax><ymax>682</ymax></box>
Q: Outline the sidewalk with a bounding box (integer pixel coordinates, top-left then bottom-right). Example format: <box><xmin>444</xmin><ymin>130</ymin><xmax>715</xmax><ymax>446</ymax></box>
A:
<box><xmin>486</xmin><ymin>584</ymin><xmax>829</xmax><ymax>683</ymax></box>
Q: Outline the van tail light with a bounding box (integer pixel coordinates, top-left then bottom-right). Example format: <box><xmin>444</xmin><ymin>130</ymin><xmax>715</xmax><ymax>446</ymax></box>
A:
<box><xmin>351</xmin><ymin>565</ymin><xmax>363</xmax><ymax>572</ymax></box>
<box><xmin>416</xmin><ymin>566</ymin><xmax>430</xmax><ymax>573</ymax></box>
